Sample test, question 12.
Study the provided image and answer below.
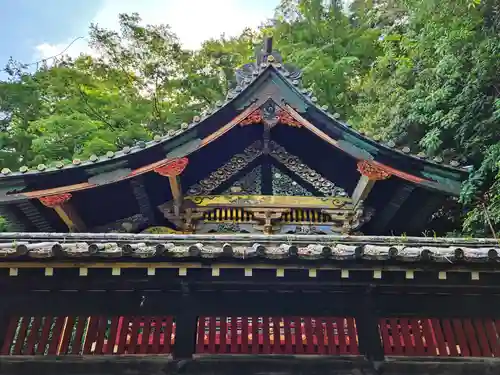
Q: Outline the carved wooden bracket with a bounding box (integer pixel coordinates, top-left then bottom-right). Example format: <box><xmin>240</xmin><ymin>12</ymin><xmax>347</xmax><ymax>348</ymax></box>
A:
<box><xmin>357</xmin><ymin>160</ymin><xmax>391</xmax><ymax>181</ymax></box>
<box><xmin>239</xmin><ymin>110</ymin><xmax>262</xmax><ymax>126</ymax></box>
<box><xmin>154</xmin><ymin>157</ymin><xmax>189</xmax><ymax>177</ymax></box>
<box><xmin>39</xmin><ymin>193</ymin><xmax>72</xmax><ymax>208</ymax></box>
<box><xmin>277</xmin><ymin>108</ymin><xmax>302</xmax><ymax>128</ymax></box>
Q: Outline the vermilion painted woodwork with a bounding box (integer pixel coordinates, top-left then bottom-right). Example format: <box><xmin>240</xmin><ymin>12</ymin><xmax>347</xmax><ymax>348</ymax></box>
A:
<box><xmin>277</xmin><ymin>108</ymin><xmax>302</xmax><ymax>127</ymax></box>
<box><xmin>39</xmin><ymin>193</ymin><xmax>72</xmax><ymax>207</ymax></box>
<box><xmin>240</xmin><ymin>110</ymin><xmax>262</xmax><ymax>125</ymax></box>
<box><xmin>357</xmin><ymin>160</ymin><xmax>391</xmax><ymax>181</ymax></box>
<box><xmin>153</xmin><ymin>157</ymin><xmax>189</xmax><ymax>177</ymax></box>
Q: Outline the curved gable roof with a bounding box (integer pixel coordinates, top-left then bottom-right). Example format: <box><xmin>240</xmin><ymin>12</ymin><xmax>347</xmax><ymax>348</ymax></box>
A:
<box><xmin>0</xmin><ymin>39</ymin><xmax>469</xmax><ymax>201</ymax></box>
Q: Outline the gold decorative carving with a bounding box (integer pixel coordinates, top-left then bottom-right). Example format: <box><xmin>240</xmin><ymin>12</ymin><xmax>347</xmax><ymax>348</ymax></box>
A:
<box><xmin>356</xmin><ymin>160</ymin><xmax>391</xmax><ymax>181</ymax></box>
<box><xmin>185</xmin><ymin>195</ymin><xmax>351</xmax><ymax>209</ymax></box>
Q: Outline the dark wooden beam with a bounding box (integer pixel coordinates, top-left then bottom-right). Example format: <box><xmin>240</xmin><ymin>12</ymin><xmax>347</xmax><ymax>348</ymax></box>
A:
<box><xmin>370</xmin><ymin>183</ymin><xmax>415</xmax><ymax>234</ymax></box>
<box><xmin>129</xmin><ymin>176</ymin><xmax>156</xmax><ymax>224</ymax></box>
<box><xmin>2</xmin><ymin>290</ymin><xmax>500</xmax><ymax>319</ymax></box>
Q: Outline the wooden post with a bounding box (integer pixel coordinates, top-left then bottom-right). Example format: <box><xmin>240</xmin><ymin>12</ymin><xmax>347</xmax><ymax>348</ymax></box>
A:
<box><xmin>352</xmin><ymin>175</ymin><xmax>376</xmax><ymax>206</ymax></box>
<box><xmin>355</xmin><ymin>287</ymin><xmax>385</xmax><ymax>363</ymax></box>
<box><xmin>173</xmin><ymin>284</ymin><xmax>198</xmax><ymax>359</ymax></box>
<box><xmin>168</xmin><ymin>176</ymin><xmax>183</xmax><ymax>217</ymax></box>
<box><xmin>154</xmin><ymin>157</ymin><xmax>189</xmax><ymax>219</ymax></box>
<box><xmin>39</xmin><ymin>193</ymin><xmax>86</xmax><ymax>232</ymax></box>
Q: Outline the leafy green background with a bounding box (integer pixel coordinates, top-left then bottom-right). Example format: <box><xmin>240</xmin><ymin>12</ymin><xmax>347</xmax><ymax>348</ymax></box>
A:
<box><xmin>0</xmin><ymin>0</ymin><xmax>498</xmax><ymax>237</ymax></box>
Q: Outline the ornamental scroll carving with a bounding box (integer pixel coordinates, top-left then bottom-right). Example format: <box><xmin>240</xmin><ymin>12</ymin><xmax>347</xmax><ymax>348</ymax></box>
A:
<box><xmin>357</xmin><ymin>160</ymin><xmax>391</xmax><ymax>181</ymax></box>
<box><xmin>187</xmin><ymin>141</ymin><xmax>263</xmax><ymax>196</ymax></box>
<box><xmin>269</xmin><ymin>141</ymin><xmax>348</xmax><ymax>197</ymax></box>
<box><xmin>154</xmin><ymin>157</ymin><xmax>189</xmax><ymax>177</ymax></box>
<box><xmin>239</xmin><ymin>104</ymin><xmax>302</xmax><ymax>128</ymax></box>
<box><xmin>39</xmin><ymin>193</ymin><xmax>72</xmax><ymax>208</ymax></box>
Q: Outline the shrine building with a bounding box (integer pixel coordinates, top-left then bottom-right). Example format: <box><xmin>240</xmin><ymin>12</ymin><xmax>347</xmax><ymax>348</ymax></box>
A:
<box><xmin>0</xmin><ymin>38</ymin><xmax>499</xmax><ymax>375</ymax></box>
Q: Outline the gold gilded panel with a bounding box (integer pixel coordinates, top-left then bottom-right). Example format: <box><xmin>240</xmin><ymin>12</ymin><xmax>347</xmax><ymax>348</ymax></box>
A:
<box><xmin>185</xmin><ymin>195</ymin><xmax>352</xmax><ymax>209</ymax></box>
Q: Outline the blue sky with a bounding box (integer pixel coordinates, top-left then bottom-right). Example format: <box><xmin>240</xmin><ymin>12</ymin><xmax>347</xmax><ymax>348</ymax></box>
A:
<box><xmin>0</xmin><ymin>0</ymin><xmax>279</xmax><ymax>69</ymax></box>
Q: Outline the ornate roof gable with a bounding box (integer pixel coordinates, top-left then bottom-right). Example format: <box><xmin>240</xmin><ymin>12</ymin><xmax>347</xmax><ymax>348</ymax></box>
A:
<box><xmin>0</xmin><ymin>37</ymin><xmax>468</xmax><ymax>200</ymax></box>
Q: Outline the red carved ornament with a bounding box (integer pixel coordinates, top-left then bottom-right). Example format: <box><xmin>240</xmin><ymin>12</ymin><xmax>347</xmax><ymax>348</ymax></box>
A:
<box><xmin>357</xmin><ymin>160</ymin><xmax>391</xmax><ymax>181</ymax></box>
<box><xmin>39</xmin><ymin>193</ymin><xmax>72</xmax><ymax>208</ymax></box>
<box><xmin>154</xmin><ymin>157</ymin><xmax>189</xmax><ymax>177</ymax></box>
<box><xmin>277</xmin><ymin>109</ymin><xmax>302</xmax><ymax>128</ymax></box>
<box><xmin>239</xmin><ymin>110</ymin><xmax>262</xmax><ymax>126</ymax></box>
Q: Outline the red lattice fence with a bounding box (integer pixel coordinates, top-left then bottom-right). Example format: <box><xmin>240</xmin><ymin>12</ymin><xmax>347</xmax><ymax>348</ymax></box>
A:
<box><xmin>196</xmin><ymin>317</ymin><xmax>359</xmax><ymax>355</ymax></box>
<box><xmin>380</xmin><ymin>318</ymin><xmax>500</xmax><ymax>357</ymax></box>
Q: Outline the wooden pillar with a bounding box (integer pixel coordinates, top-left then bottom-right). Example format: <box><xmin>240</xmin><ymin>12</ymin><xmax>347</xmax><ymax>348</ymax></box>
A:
<box><xmin>173</xmin><ymin>283</ymin><xmax>198</xmax><ymax>359</ymax></box>
<box><xmin>154</xmin><ymin>157</ymin><xmax>189</xmax><ymax>218</ymax></box>
<box><xmin>355</xmin><ymin>287</ymin><xmax>385</xmax><ymax>363</ymax></box>
<box><xmin>39</xmin><ymin>193</ymin><xmax>86</xmax><ymax>232</ymax></box>
<box><xmin>353</xmin><ymin>160</ymin><xmax>391</xmax><ymax>206</ymax></box>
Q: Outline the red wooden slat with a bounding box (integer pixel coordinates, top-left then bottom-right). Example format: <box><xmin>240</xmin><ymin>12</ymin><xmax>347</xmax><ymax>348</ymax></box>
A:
<box><xmin>334</xmin><ymin>318</ymin><xmax>345</xmax><ymax>355</ymax></box>
<box><xmin>251</xmin><ymin>316</ymin><xmax>259</xmax><ymax>354</ymax></box>
<box><xmin>410</xmin><ymin>319</ymin><xmax>426</xmax><ymax>356</ymax></box>
<box><xmin>93</xmin><ymin>316</ymin><xmax>108</xmax><ymax>355</ymax></box>
<box><xmin>421</xmin><ymin>319</ymin><xmax>438</xmax><ymax>356</ymax></box>
<box><xmin>105</xmin><ymin>317</ymin><xmax>120</xmax><ymax>355</ymax></box>
<box><xmin>293</xmin><ymin>317</ymin><xmax>302</xmax><ymax>354</ymax></box>
<box><xmin>325</xmin><ymin>317</ymin><xmax>340</xmax><ymax>354</ymax></box>
<box><xmin>315</xmin><ymin>318</ymin><xmax>325</xmax><ymax>355</ymax></box>
<box><xmin>231</xmin><ymin>317</ymin><xmax>239</xmax><ymax>354</ymax></box>
<box><xmin>127</xmin><ymin>317</ymin><xmax>142</xmax><ymax>354</ymax></box>
<box><xmin>399</xmin><ymin>319</ymin><xmax>414</xmax><ymax>355</ymax></box>
<box><xmin>262</xmin><ymin>317</ymin><xmax>270</xmax><ymax>354</ymax></box>
<box><xmin>463</xmin><ymin>319</ymin><xmax>481</xmax><ymax>357</ymax></box>
<box><xmin>272</xmin><ymin>317</ymin><xmax>281</xmax><ymax>354</ymax></box>
<box><xmin>36</xmin><ymin>317</ymin><xmax>54</xmax><ymax>355</ymax></box>
<box><xmin>196</xmin><ymin>316</ymin><xmax>206</xmax><ymax>353</ymax></box>
<box><xmin>151</xmin><ymin>317</ymin><xmax>163</xmax><ymax>354</ymax></box>
<box><xmin>162</xmin><ymin>317</ymin><xmax>174</xmax><ymax>353</ymax></box>
<box><xmin>346</xmin><ymin>318</ymin><xmax>359</xmax><ymax>355</ymax></box>
<box><xmin>24</xmin><ymin>317</ymin><xmax>42</xmax><ymax>355</ymax></box>
<box><xmin>1</xmin><ymin>317</ymin><xmax>19</xmax><ymax>355</ymax></box>
<box><xmin>380</xmin><ymin>319</ymin><xmax>392</xmax><ymax>355</ymax></box>
<box><xmin>83</xmin><ymin>316</ymin><xmax>99</xmax><ymax>354</ymax></box>
<box><xmin>484</xmin><ymin>319</ymin><xmax>500</xmax><ymax>357</ymax></box>
<box><xmin>12</xmin><ymin>317</ymin><xmax>30</xmax><ymax>355</ymax></box>
<box><xmin>140</xmin><ymin>317</ymin><xmax>152</xmax><ymax>354</ymax></box>
<box><xmin>241</xmin><ymin>317</ymin><xmax>249</xmax><ymax>354</ymax></box>
<box><xmin>452</xmin><ymin>319</ymin><xmax>470</xmax><ymax>357</ymax></box>
<box><xmin>304</xmin><ymin>318</ymin><xmax>314</xmax><ymax>354</ymax></box>
<box><xmin>59</xmin><ymin>317</ymin><xmax>76</xmax><ymax>355</ymax></box>
<box><xmin>442</xmin><ymin>319</ymin><xmax>458</xmax><ymax>356</ymax></box>
<box><xmin>219</xmin><ymin>317</ymin><xmax>227</xmax><ymax>354</ymax></box>
<box><xmin>70</xmin><ymin>317</ymin><xmax>87</xmax><ymax>355</ymax></box>
<box><xmin>283</xmin><ymin>317</ymin><xmax>293</xmax><ymax>354</ymax></box>
<box><xmin>116</xmin><ymin>316</ymin><xmax>131</xmax><ymax>355</ymax></box>
<box><xmin>473</xmin><ymin>319</ymin><xmax>492</xmax><ymax>357</ymax></box>
<box><xmin>47</xmin><ymin>317</ymin><xmax>65</xmax><ymax>355</ymax></box>
<box><xmin>431</xmin><ymin>319</ymin><xmax>448</xmax><ymax>356</ymax></box>
<box><xmin>389</xmin><ymin>318</ymin><xmax>403</xmax><ymax>355</ymax></box>
<box><xmin>494</xmin><ymin>320</ymin><xmax>500</xmax><ymax>357</ymax></box>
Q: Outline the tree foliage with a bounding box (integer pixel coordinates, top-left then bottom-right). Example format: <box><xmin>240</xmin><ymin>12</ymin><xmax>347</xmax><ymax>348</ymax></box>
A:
<box><xmin>0</xmin><ymin>0</ymin><xmax>499</xmax><ymax>236</ymax></box>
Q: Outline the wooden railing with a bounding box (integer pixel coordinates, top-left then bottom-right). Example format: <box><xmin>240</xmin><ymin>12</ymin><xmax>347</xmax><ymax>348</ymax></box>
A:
<box><xmin>380</xmin><ymin>318</ymin><xmax>500</xmax><ymax>357</ymax></box>
<box><xmin>2</xmin><ymin>316</ymin><xmax>500</xmax><ymax>358</ymax></box>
